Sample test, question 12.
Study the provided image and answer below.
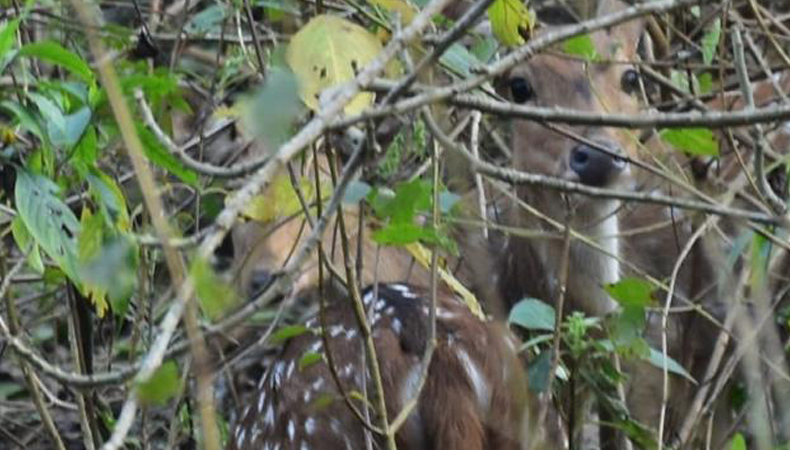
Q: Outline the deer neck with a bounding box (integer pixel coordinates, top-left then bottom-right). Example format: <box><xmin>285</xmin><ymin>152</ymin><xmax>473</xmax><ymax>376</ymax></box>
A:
<box><xmin>505</xmin><ymin>190</ymin><xmax>621</xmax><ymax>318</ymax></box>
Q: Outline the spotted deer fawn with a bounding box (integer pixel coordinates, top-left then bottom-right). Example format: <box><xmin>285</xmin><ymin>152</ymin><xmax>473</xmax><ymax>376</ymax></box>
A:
<box><xmin>226</xmin><ymin>154</ymin><xmax>537</xmax><ymax>450</ymax></box>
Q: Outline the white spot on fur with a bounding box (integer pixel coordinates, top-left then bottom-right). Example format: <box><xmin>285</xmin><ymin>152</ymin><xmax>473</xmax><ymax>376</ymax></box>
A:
<box><xmin>342</xmin><ymin>363</ymin><xmax>354</xmax><ymax>378</ymax></box>
<box><xmin>391</xmin><ymin>284</ymin><xmax>418</xmax><ymax>299</ymax></box>
<box><xmin>399</xmin><ymin>364</ymin><xmax>422</xmax><ymax>407</ymax></box>
<box><xmin>288</xmin><ymin>420</ymin><xmax>296</xmax><ymax>441</ymax></box>
<box><xmin>263</xmin><ymin>403</ymin><xmax>275</xmax><ymax>428</ymax></box>
<box><xmin>286</xmin><ymin>360</ymin><xmax>295</xmax><ymax>379</ymax></box>
<box><xmin>308</xmin><ymin>340</ymin><xmax>322</xmax><ymax>353</ymax></box>
<box><xmin>329</xmin><ymin>325</ymin><xmax>345</xmax><ymax>337</ymax></box>
<box><xmin>363</xmin><ymin>290</ymin><xmax>376</xmax><ymax>305</ymax></box>
<box><xmin>384</xmin><ymin>306</ymin><xmax>395</xmax><ymax>315</ymax></box>
<box><xmin>330</xmin><ymin>418</ymin><xmax>342</xmax><ymax>434</ymax></box>
<box><xmin>272</xmin><ymin>362</ymin><xmax>284</xmax><ymax>388</ymax></box>
<box><xmin>305</xmin><ymin>417</ymin><xmax>316</xmax><ymax>435</ymax></box>
<box><xmin>237</xmin><ymin>427</ymin><xmax>247</xmax><ymax>448</ymax></box>
<box><xmin>345</xmin><ymin>329</ymin><xmax>357</xmax><ymax>340</ymax></box>
<box><xmin>436</xmin><ymin>308</ymin><xmax>457</xmax><ymax>320</ymax></box>
<box><xmin>392</xmin><ymin>318</ymin><xmax>402</xmax><ymax>335</ymax></box>
<box><xmin>456</xmin><ymin>348</ymin><xmax>490</xmax><ymax>410</ymax></box>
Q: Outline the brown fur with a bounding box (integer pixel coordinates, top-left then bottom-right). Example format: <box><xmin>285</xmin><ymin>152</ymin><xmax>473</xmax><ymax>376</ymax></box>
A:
<box><xmin>227</xmin><ymin>158</ymin><xmax>537</xmax><ymax>449</ymax></box>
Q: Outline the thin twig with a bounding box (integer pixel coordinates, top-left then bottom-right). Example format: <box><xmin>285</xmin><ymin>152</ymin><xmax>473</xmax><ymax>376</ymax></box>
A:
<box><xmin>69</xmin><ymin>2</ymin><xmax>220</xmax><ymax>448</ymax></box>
<box><xmin>327</xmin><ymin>149</ymin><xmax>395</xmax><ymax>449</ymax></box>
<box><xmin>1</xmin><ymin>254</ymin><xmax>66</xmax><ymax>450</ymax></box>
<box><xmin>731</xmin><ymin>23</ymin><xmax>787</xmax><ymax>214</ymax></box>
<box><xmin>450</xmin><ymin>128</ymin><xmax>782</xmax><ymax>225</ymax></box>
<box><xmin>657</xmin><ymin>216</ymin><xmax>714</xmax><ymax>450</ymax></box>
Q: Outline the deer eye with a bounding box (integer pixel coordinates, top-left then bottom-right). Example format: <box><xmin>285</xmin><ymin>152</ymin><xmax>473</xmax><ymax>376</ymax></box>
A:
<box><xmin>620</xmin><ymin>68</ymin><xmax>640</xmax><ymax>94</ymax></box>
<box><xmin>510</xmin><ymin>77</ymin><xmax>534</xmax><ymax>103</ymax></box>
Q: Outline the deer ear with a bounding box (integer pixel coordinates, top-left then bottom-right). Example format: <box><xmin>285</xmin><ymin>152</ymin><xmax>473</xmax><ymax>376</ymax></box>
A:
<box><xmin>594</xmin><ymin>0</ymin><xmax>644</xmax><ymax>61</ymax></box>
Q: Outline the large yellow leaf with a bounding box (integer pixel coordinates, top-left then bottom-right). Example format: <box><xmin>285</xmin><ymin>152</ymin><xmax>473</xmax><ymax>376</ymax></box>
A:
<box><xmin>241</xmin><ymin>170</ymin><xmax>331</xmax><ymax>223</ymax></box>
<box><xmin>488</xmin><ymin>0</ymin><xmax>535</xmax><ymax>46</ymax></box>
<box><xmin>287</xmin><ymin>15</ymin><xmax>383</xmax><ymax>115</ymax></box>
<box><xmin>369</xmin><ymin>0</ymin><xmax>417</xmax><ymax>25</ymax></box>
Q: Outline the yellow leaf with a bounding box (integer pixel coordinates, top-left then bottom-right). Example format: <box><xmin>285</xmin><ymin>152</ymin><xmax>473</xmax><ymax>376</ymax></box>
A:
<box><xmin>242</xmin><ymin>170</ymin><xmax>331</xmax><ymax>223</ymax></box>
<box><xmin>369</xmin><ymin>0</ymin><xmax>417</xmax><ymax>25</ymax></box>
<box><xmin>488</xmin><ymin>0</ymin><xmax>536</xmax><ymax>46</ymax></box>
<box><xmin>404</xmin><ymin>242</ymin><xmax>484</xmax><ymax>319</ymax></box>
<box><xmin>78</xmin><ymin>209</ymin><xmax>109</xmax><ymax>318</ymax></box>
<box><xmin>286</xmin><ymin>15</ymin><xmax>383</xmax><ymax>115</ymax></box>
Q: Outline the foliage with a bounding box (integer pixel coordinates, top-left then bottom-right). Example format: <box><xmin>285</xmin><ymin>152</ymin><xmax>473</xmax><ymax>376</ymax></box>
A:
<box><xmin>0</xmin><ymin>0</ymin><xmax>788</xmax><ymax>448</ymax></box>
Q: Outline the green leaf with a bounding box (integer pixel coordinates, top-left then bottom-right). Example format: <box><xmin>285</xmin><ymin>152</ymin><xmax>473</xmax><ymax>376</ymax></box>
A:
<box><xmin>137</xmin><ymin>122</ymin><xmax>199</xmax><ymax>186</ymax></box>
<box><xmin>605</xmin><ymin>278</ymin><xmax>654</xmax><ymax>308</ymax></box>
<box><xmin>191</xmin><ymin>258</ymin><xmax>238</xmax><ymax>321</ymax></box>
<box><xmin>440</xmin><ymin>43</ymin><xmax>481</xmax><ymax>77</ymax></box>
<box><xmin>0</xmin><ymin>17</ymin><xmax>21</xmax><ymax>59</ymax></box>
<box><xmin>298</xmin><ymin>352</ymin><xmax>323</xmax><ymax>371</ymax></box>
<box><xmin>19</xmin><ymin>41</ymin><xmax>93</xmax><ymax>83</ymax></box>
<box><xmin>729</xmin><ymin>433</ymin><xmax>746</xmax><ymax>450</ymax></box>
<box><xmin>343</xmin><ymin>180</ymin><xmax>371</xmax><ymax>204</ymax></box>
<box><xmin>660</xmin><ymin>127</ymin><xmax>719</xmax><ymax>156</ymax></box>
<box><xmin>563</xmin><ymin>34</ymin><xmax>598</xmax><ymax>61</ymax></box>
<box><xmin>488</xmin><ymin>0</ymin><xmax>535</xmax><ymax>46</ymax></box>
<box><xmin>184</xmin><ymin>4</ymin><xmax>226</xmax><ymax>35</ymax></box>
<box><xmin>373</xmin><ymin>222</ymin><xmax>433</xmax><ymax>246</ymax></box>
<box><xmin>27</xmin><ymin>92</ymin><xmax>65</xmax><ymax>145</ymax></box>
<box><xmin>470</xmin><ymin>35</ymin><xmax>498</xmax><ymax>63</ymax></box>
<box><xmin>72</xmin><ymin>125</ymin><xmax>98</xmax><ymax>168</ymax></box>
<box><xmin>77</xmin><ymin>212</ymin><xmax>137</xmax><ymax>318</ymax></box>
<box><xmin>509</xmin><ymin>298</ymin><xmax>556</xmax><ymax>331</ymax></box>
<box><xmin>77</xmin><ymin>208</ymin><xmax>109</xmax><ymax>317</ymax></box>
<box><xmin>701</xmin><ymin>19</ymin><xmax>721</xmax><ymax>66</ymax></box>
<box><xmin>669</xmin><ymin>70</ymin><xmax>692</xmax><ymax>93</ymax></box>
<box><xmin>271</xmin><ymin>325</ymin><xmax>309</xmax><ymax>344</ymax></box>
<box><xmin>239</xmin><ymin>67</ymin><xmax>301</xmax><ymax>147</ymax></box>
<box><xmin>137</xmin><ymin>361</ymin><xmax>181</xmax><ymax>406</ymax></box>
<box><xmin>438</xmin><ymin>191</ymin><xmax>460</xmax><ymax>213</ymax></box>
<box><xmin>11</xmin><ymin>216</ymin><xmax>45</xmax><ymax>273</ymax></box>
<box><xmin>606</xmin><ymin>279</ymin><xmax>654</xmax><ymax>345</ymax></box>
<box><xmin>698</xmin><ymin>73</ymin><xmax>713</xmax><ymax>95</ymax></box>
<box><xmin>527</xmin><ymin>350</ymin><xmax>552</xmax><ymax>392</ymax></box>
<box><xmin>15</xmin><ymin>169</ymin><xmax>81</xmax><ymax>281</ymax></box>
<box><xmin>646</xmin><ymin>347</ymin><xmax>695</xmax><ymax>382</ymax></box>
<box><xmin>51</xmin><ymin>106</ymin><xmax>91</xmax><ymax>148</ymax></box>
<box><xmin>370</xmin><ymin>179</ymin><xmax>431</xmax><ymax>224</ymax></box>
<box><xmin>0</xmin><ymin>100</ymin><xmax>45</xmax><ymax>141</ymax></box>
<box><xmin>85</xmin><ymin>167</ymin><xmax>130</xmax><ymax>231</ymax></box>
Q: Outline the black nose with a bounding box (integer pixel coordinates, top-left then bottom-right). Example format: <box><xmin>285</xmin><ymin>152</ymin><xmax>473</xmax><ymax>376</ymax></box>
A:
<box><xmin>248</xmin><ymin>269</ymin><xmax>274</xmax><ymax>297</ymax></box>
<box><xmin>569</xmin><ymin>143</ymin><xmax>626</xmax><ymax>187</ymax></box>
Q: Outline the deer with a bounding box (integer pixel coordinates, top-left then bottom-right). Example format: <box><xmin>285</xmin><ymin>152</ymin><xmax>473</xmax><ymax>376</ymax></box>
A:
<box><xmin>479</xmin><ymin>1</ymin><xmax>790</xmax><ymax>446</ymax></box>
<box><xmin>469</xmin><ymin>0</ymin><xmax>736</xmax><ymax>447</ymax></box>
<box><xmin>225</xmin><ymin>153</ymin><xmax>545</xmax><ymax>450</ymax></box>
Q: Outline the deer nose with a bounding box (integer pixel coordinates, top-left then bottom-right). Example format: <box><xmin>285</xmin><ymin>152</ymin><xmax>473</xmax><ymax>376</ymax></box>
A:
<box><xmin>569</xmin><ymin>143</ymin><xmax>626</xmax><ymax>187</ymax></box>
<box><xmin>248</xmin><ymin>269</ymin><xmax>274</xmax><ymax>297</ymax></box>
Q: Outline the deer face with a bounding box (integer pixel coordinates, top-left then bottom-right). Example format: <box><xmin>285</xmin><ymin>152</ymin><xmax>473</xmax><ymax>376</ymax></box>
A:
<box><xmin>493</xmin><ymin>11</ymin><xmax>646</xmax><ymax>319</ymax></box>
<box><xmin>229</xmin><ymin>155</ymin><xmax>433</xmax><ymax>300</ymax></box>
<box><xmin>500</xmin><ymin>25</ymin><xmax>643</xmax><ymax>221</ymax></box>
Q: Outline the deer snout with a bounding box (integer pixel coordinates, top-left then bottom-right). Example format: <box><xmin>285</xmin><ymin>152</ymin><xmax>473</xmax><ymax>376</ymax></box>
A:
<box><xmin>569</xmin><ymin>142</ymin><xmax>627</xmax><ymax>187</ymax></box>
<box><xmin>248</xmin><ymin>268</ymin><xmax>274</xmax><ymax>297</ymax></box>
